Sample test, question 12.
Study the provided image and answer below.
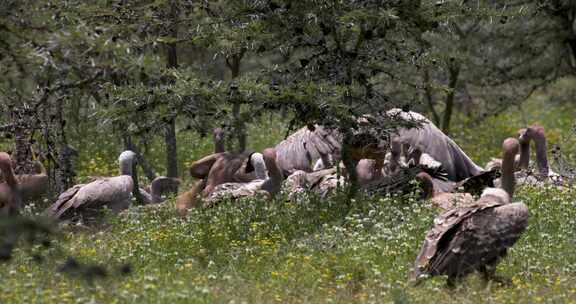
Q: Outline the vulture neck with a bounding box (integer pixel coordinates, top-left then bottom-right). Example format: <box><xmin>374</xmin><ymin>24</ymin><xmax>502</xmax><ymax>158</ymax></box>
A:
<box><xmin>31</xmin><ymin>160</ymin><xmax>47</xmax><ymax>175</ymax></box>
<box><xmin>250</xmin><ymin>153</ymin><xmax>268</xmax><ymax>180</ymax></box>
<box><xmin>518</xmin><ymin>139</ymin><xmax>530</xmax><ymax>170</ymax></box>
<box><xmin>371</xmin><ymin>159</ymin><xmax>384</xmax><ymax>179</ymax></box>
<box><xmin>149</xmin><ymin>181</ymin><xmax>164</xmax><ymax>204</ymax></box>
<box><xmin>532</xmin><ymin>131</ymin><xmax>549</xmax><ymax>177</ymax></box>
<box><xmin>501</xmin><ymin>139</ymin><xmax>518</xmax><ymax>200</ymax></box>
<box><xmin>416</xmin><ymin>172</ymin><xmax>435</xmax><ymax>199</ymax></box>
<box><xmin>261</xmin><ymin>151</ymin><xmax>282</xmax><ymax>195</ymax></box>
<box><xmin>213</xmin><ymin>129</ymin><xmax>225</xmax><ymax>153</ymax></box>
<box><xmin>0</xmin><ymin>155</ymin><xmax>18</xmax><ymax>188</ymax></box>
<box><xmin>119</xmin><ymin>156</ymin><xmax>135</xmax><ymax>176</ymax></box>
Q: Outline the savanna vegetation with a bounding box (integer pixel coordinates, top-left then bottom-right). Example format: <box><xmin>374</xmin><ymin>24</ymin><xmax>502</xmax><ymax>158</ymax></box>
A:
<box><xmin>1</xmin><ymin>0</ymin><xmax>576</xmax><ymax>303</ymax></box>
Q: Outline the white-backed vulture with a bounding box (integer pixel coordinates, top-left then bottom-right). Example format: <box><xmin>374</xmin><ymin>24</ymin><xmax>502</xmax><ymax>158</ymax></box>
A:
<box><xmin>46</xmin><ymin>151</ymin><xmax>137</xmax><ymax>221</ymax></box>
<box><xmin>274</xmin><ymin>125</ymin><xmax>342</xmax><ymax>176</ymax></box>
<box><xmin>274</xmin><ymin>110</ymin><xmax>483</xmax><ymax>184</ymax></box>
<box><xmin>204</xmin><ymin>148</ymin><xmax>283</xmax><ymax>205</ymax></box>
<box><xmin>411</xmin><ymin>138</ymin><xmax>528</xmax><ymax>286</ymax></box>
<box><xmin>387</xmin><ymin>109</ymin><xmax>484</xmax><ymax>182</ymax></box>
<box><xmin>139</xmin><ymin>176</ymin><xmax>181</xmax><ymax>204</ymax></box>
<box><xmin>519</xmin><ymin>124</ymin><xmax>562</xmax><ymax>183</ymax></box>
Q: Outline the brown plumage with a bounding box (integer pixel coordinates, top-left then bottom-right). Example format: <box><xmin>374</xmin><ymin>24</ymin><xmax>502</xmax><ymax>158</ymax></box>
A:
<box><xmin>415</xmin><ymin>172</ymin><xmax>475</xmax><ymax>211</ymax></box>
<box><xmin>411</xmin><ymin>138</ymin><xmax>529</xmax><ymax>286</ymax></box>
<box><xmin>176</xmin><ymin>179</ymin><xmax>206</xmax><ymax>214</ymax></box>
<box><xmin>0</xmin><ymin>159</ymin><xmax>49</xmax><ymax>204</ymax></box>
<box><xmin>189</xmin><ymin>152</ymin><xmax>265</xmax><ymax>198</ymax></box>
<box><xmin>139</xmin><ymin>176</ymin><xmax>181</xmax><ymax>204</ymax></box>
<box><xmin>188</xmin><ymin>129</ymin><xmax>267</xmax><ymax>196</ymax></box>
<box><xmin>519</xmin><ymin>124</ymin><xmax>562</xmax><ymax>184</ymax></box>
<box><xmin>16</xmin><ymin>160</ymin><xmax>49</xmax><ymax>203</ymax></box>
<box><xmin>46</xmin><ymin>151</ymin><xmax>137</xmax><ymax>221</ymax></box>
<box><xmin>0</xmin><ymin>152</ymin><xmax>22</xmax><ymax>215</ymax></box>
<box><xmin>204</xmin><ymin>148</ymin><xmax>283</xmax><ymax>205</ymax></box>
<box><xmin>275</xmin><ymin>109</ymin><xmax>482</xmax><ymax>184</ymax></box>
<box><xmin>178</xmin><ymin>128</ymin><xmax>265</xmax><ymax>215</ymax></box>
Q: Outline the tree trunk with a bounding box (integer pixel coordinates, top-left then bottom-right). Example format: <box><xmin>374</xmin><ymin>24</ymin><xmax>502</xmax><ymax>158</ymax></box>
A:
<box><xmin>423</xmin><ymin>67</ymin><xmax>441</xmax><ymax>126</ymax></box>
<box><xmin>164</xmin><ymin>0</ymin><xmax>179</xmax><ymax>181</ymax></box>
<box><xmin>11</xmin><ymin>107</ymin><xmax>36</xmax><ymax>175</ymax></box>
<box><xmin>164</xmin><ymin>120</ymin><xmax>178</xmax><ymax>179</ymax></box>
<box><xmin>441</xmin><ymin>63</ymin><xmax>460</xmax><ymax>135</ymax></box>
<box><xmin>227</xmin><ymin>52</ymin><xmax>247</xmax><ymax>153</ymax></box>
<box><xmin>54</xmin><ymin>106</ymin><xmax>74</xmax><ymax>193</ymax></box>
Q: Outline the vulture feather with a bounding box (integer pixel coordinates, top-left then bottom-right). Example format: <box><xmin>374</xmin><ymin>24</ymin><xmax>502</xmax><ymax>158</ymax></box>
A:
<box><xmin>388</xmin><ymin>109</ymin><xmax>484</xmax><ymax>182</ymax></box>
<box><xmin>203</xmin><ymin>148</ymin><xmax>283</xmax><ymax>205</ymax></box>
<box><xmin>411</xmin><ymin>138</ymin><xmax>528</xmax><ymax>285</ymax></box>
<box><xmin>46</xmin><ymin>151</ymin><xmax>137</xmax><ymax>221</ymax></box>
<box><xmin>275</xmin><ymin>125</ymin><xmax>342</xmax><ymax>176</ymax></box>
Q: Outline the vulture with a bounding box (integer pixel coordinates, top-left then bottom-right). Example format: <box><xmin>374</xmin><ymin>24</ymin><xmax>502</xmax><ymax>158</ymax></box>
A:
<box><xmin>387</xmin><ymin>109</ymin><xmax>484</xmax><ymax>182</ymax></box>
<box><xmin>274</xmin><ymin>109</ymin><xmax>483</xmax><ymax>184</ymax></box>
<box><xmin>518</xmin><ymin>124</ymin><xmax>562</xmax><ymax>184</ymax></box>
<box><xmin>0</xmin><ymin>152</ymin><xmax>22</xmax><ymax>216</ymax></box>
<box><xmin>488</xmin><ymin>124</ymin><xmax>561</xmax><ymax>186</ymax></box>
<box><xmin>193</xmin><ymin>152</ymin><xmax>267</xmax><ymax>198</ymax></box>
<box><xmin>46</xmin><ymin>151</ymin><xmax>137</xmax><ymax>221</ymax></box>
<box><xmin>275</xmin><ymin>125</ymin><xmax>342</xmax><ymax>176</ymax></box>
<box><xmin>177</xmin><ymin>128</ymin><xmax>267</xmax><ymax>214</ymax></box>
<box><xmin>0</xmin><ymin>158</ymin><xmax>49</xmax><ymax>204</ymax></box>
<box><xmin>139</xmin><ymin>176</ymin><xmax>181</xmax><ymax>205</ymax></box>
<box><xmin>283</xmin><ymin>167</ymin><xmax>346</xmax><ymax>199</ymax></box>
<box><xmin>415</xmin><ymin>171</ymin><xmax>475</xmax><ymax>211</ymax></box>
<box><xmin>204</xmin><ymin>148</ymin><xmax>283</xmax><ymax>205</ymax></box>
<box><xmin>410</xmin><ymin>137</ymin><xmax>528</xmax><ymax>286</ymax></box>
<box><xmin>213</xmin><ymin>127</ymin><xmax>225</xmax><ymax>153</ymax></box>
<box><xmin>16</xmin><ymin>160</ymin><xmax>49</xmax><ymax>203</ymax></box>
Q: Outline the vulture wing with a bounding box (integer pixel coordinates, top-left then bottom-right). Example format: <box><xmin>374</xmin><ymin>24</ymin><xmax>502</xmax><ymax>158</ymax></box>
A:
<box><xmin>189</xmin><ymin>153</ymin><xmax>223</xmax><ymax>179</ymax></box>
<box><xmin>410</xmin><ymin>197</ymin><xmax>506</xmax><ymax>281</ymax></box>
<box><xmin>275</xmin><ymin>125</ymin><xmax>342</xmax><ymax>176</ymax></box>
<box><xmin>389</xmin><ymin>109</ymin><xmax>484</xmax><ymax>182</ymax></box>
<box><xmin>47</xmin><ymin>176</ymin><xmax>133</xmax><ymax>220</ymax></box>
<box><xmin>424</xmin><ymin>202</ymin><xmax>528</xmax><ymax>279</ymax></box>
<box><xmin>46</xmin><ymin>184</ymin><xmax>84</xmax><ymax>217</ymax></box>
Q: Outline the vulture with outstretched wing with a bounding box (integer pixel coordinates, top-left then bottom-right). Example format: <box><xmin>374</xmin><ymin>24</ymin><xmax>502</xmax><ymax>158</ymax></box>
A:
<box><xmin>274</xmin><ymin>125</ymin><xmax>342</xmax><ymax>176</ymax></box>
<box><xmin>275</xmin><ymin>110</ymin><xmax>483</xmax><ymax>185</ymax></box>
<box><xmin>388</xmin><ymin>109</ymin><xmax>484</xmax><ymax>182</ymax></box>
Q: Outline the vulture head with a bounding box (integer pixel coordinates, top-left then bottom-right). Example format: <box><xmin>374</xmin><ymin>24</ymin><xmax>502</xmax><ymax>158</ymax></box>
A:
<box><xmin>246</xmin><ymin>152</ymin><xmax>267</xmax><ymax>179</ymax></box>
<box><xmin>213</xmin><ymin>128</ymin><xmax>225</xmax><ymax>153</ymax></box>
<box><xmin>118</xmin><ymin>151</ymin><xmax>137</xmax><ymax>176</ymax></box>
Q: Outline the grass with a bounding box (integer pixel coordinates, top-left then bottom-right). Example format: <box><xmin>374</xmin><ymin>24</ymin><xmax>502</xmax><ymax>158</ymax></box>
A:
<box><xmin>3</xmin><ymin>186</ymin><xmax>576</xmax><ymax>303</ymax></box>
<box><xmin>2</xmin><ymin>96</ymin><xmax>576</xmax><ymax>303</ymax></box>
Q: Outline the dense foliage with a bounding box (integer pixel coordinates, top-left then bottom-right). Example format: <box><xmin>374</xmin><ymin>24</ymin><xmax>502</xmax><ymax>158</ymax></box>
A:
<box><xmin>1</xmin><ymin>1</ymin><xmax>576</xmax><ymax>303</ymax></box>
